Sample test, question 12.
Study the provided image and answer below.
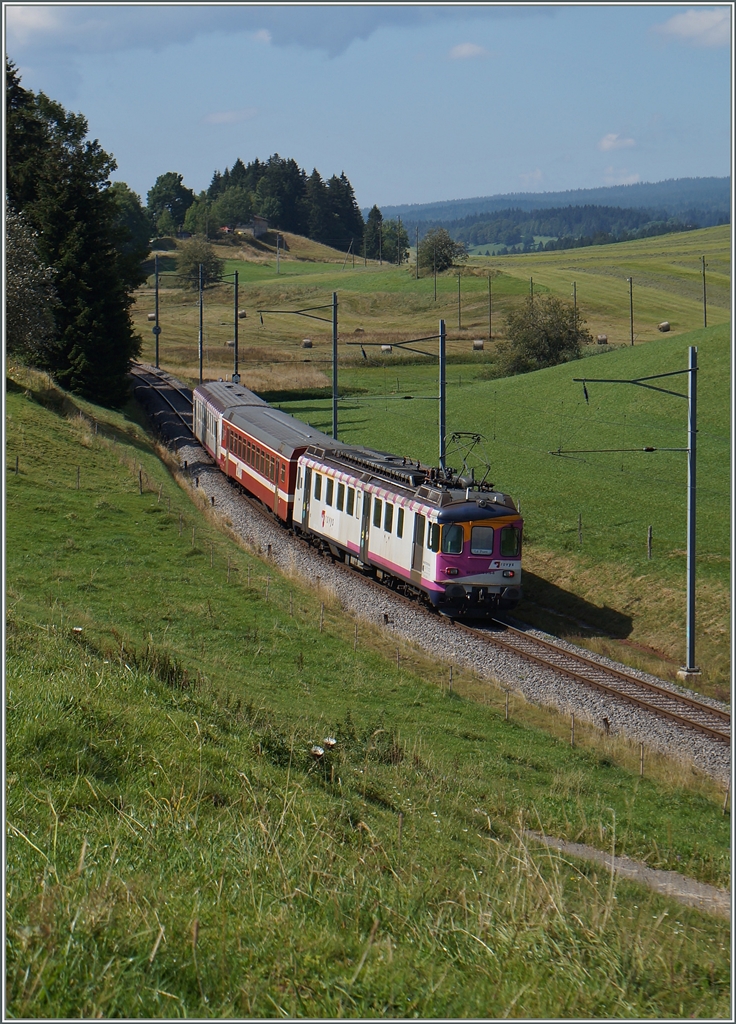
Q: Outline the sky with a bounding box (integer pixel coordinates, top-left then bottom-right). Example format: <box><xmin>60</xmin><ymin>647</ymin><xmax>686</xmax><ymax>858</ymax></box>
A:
<box><xmin>4</xmin><ymin>3</ymin><xmax>733</xmax><ymax>210</ymax></box>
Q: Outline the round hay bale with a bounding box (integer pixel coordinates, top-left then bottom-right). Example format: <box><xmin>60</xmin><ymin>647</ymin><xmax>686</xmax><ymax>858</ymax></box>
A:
<box><xmin>597</xmin><ymin>334</ymin><xmax>608</xmax><ymax>344</ymax></box>
<box><xmin>381</xmin><ymin>345</ymin><xmax>393</xmax><ymax>354</ymax></box>
<box><xmin>658</xmin><ymin>321</ymin><xmax>671</xmax><ymax>332</ymax></box>
<box><xmin>147</xmin><ymin>313</ymin><xmax>156</xmax><ymax>322</ymax></box>
<box><xmin>301</xmin><ymin>338</ymin><xmax>312</xmax><ymax>349</ymax></box>
<box><xmin>473</xmin><ymin>339</ymin><xmax>484</xmax><ymax>350</ymax></box>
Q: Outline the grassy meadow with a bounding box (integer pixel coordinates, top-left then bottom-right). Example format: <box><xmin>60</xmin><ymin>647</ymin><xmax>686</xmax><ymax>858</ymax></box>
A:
<box><xmin>5</xmin><ymin>369</ymin><xmax>731</xmax><ymax>1018</ymax></box>
<box><xmin>131</xmin><ymin>227</ymin><xmax>730</xmax><ymax>694</ymax></box>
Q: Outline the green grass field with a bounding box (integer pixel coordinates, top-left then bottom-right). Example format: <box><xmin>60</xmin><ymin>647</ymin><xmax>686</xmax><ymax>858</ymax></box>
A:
<box><xmin>5</xmin><ymin>370</ymin><xmax>730</xmax><ymax>1018</ymax></box>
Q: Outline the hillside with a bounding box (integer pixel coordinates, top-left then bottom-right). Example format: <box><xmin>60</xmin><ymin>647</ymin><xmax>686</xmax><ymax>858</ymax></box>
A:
<box><xmin>5</xmin><ymin>368</ymin><xmax>730</xmax><ymax>1017</ymax></box>
<box><xmin>375</xmin><ymin>177</ymin><xmax>731</xmax><ymax>225</ymax></box>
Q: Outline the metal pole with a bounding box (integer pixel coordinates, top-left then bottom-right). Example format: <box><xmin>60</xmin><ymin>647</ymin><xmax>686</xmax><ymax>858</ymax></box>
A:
<box><xmin>416</xmin><ymin>226</ymin><xmax>419</xmax><ymax>280</ymax></box>
<box><xmin>573</xmin><ymin>281</ymin><xmax>577</xmax><ymax>324</ymax></box>
<box><xmin>457</xmin><ymin>274</ymin><xmax>461</xmax><ymax>330</ymax></box>
<box><xmin>154</xmin><ymin>253</ymin><xmax>160</xmax><ymax>368</ymax></box>
<box><xmin>702</xmin><ymin>255</ymin><xmax>707</xmax><ymax>328</ymax></box>
<box><xmin>379</xmin><ymin>221</ymin><xmax>382</xmax><ymax>265</ymax></box>
<box><xmin>332</xmin><ymin>292</ymin><xmax>338</xmax><ymax>440</ymax></box>
<box><xmin>433</xmin><ymin>245</ymin><xmax>437</xmax><ymax>301</ymax></box>
<box><xmin>276</xmin><ymin>233</ymin><xmax>280</xmax><ymax>275</ymax></box>
<box><xmin>530</xmin><ymin>277</ymin><xmax>533</xmax><ymax>305</ymax></box>
<box><xmin>233</xmin><ymin>270</ymin><xmax>239</xmax><ymax>379</ymax></box>
<box><xmin>397</xmin><ymin>217</ymin><xmax>401</xmax><ymax>265</ymax></box>
<box><xmin>439</xmin><ymin>319</ymin><xmax>446</xmax><ymax>469</ymax></box>
<box><xmin>198</xmin><ymin>263</ymin><xmax>203</xmax><ymax>384</ymax></box>
<box><xmin>628</xmin><ymin>277</ymin><xmax>634</xmax><ymax>345</ymax></box>
<box><xmin>488</xmin><ymin>273</ymin><xmax>492</xmax><ymax>340</ymax></box>
<box><xmin>684</xmin><ymin>345</ymin><xmax>699</xmax><ymax>674</ymax></box>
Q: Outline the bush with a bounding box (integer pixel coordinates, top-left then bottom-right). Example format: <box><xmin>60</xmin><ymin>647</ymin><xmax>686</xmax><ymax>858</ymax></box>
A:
<box><xmin>498</xmin><ymin>295</ymin><xmax>592</xmax><ymax>375</ymax></box>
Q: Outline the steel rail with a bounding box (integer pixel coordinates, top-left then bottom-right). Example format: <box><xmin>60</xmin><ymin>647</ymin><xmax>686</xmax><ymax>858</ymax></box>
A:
<box><xmin>131</xmin><ymin>367</ymin><xmax>730</xmax><ymax>746</ymax></box>
<box><xmin>130</xmin><ymin>364</ymin><xmax>193</xmax><ymax>429</ymax></box>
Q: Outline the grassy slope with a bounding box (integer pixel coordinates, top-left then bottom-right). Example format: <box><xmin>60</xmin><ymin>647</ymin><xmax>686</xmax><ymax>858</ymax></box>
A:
<box><xmin>278</xmin><ymin>323</ymin><xmax>730</xmax><ymax>693</ymax></box>
<box><xmin>5</xmin><ymin>373</ymin><xmax>730</xmax><ymax>1018</ymax></box>
<box><xmin>132</xmin><ymin>226</ymin><xmax>730</xmax><ymax>388</ymax></box>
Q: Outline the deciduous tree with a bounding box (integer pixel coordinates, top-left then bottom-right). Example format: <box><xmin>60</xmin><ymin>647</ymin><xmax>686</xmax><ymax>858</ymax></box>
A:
<box><xmin>175</xmin><ymin>236</ymin><xmax>224</xmax><ymax>289</ymax></box>
<box><xmin>5</xmin><ymin>207</ymin><xmax>57</xmax><ymax>361</ymax></box>
<box><xmin>499</xmin><ymin>296</ymin><xmax>592</xmax><ymax>374</ymax></box>
<box><xmin>418</xmin><ymin>227</ymin><xmax>467</xmax><ymax>272</ymax></box>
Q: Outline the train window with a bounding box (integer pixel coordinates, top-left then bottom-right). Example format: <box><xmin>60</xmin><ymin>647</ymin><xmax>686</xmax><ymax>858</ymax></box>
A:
<box><xmin>442</xmin><ymin>524</ymin><xmax>464</xmax><ymax>554</ymax></box>
<box><xmin>246</xmin><ymin>441</ymin><xmax>251</xmax><ymax>463</ymax></box>
<box><xmin>346</xmin><ymin>487</ymin><xmax>355</xmax><ymax>516</ymax></box>
<box><xmin>314</xmin><ymin>474</ymin><xmax>322</xmax><ymax>500</ymax></box>
<box><xmin>281</xmin><ymin>463</ymin><xmax>286</xmax><ymax>483</ymax></box>
<box><xmin>384</xmin><ymin>502</ymin><xmax>393</xmax><ymax>533</ymax></box>
<box><xmin>373</xmin><ymin>497</ymin><xmax>382</xmax><ymax>528</ymax></box>
<box><xmin>471</xmin><ymin>526</ymin><xmax>495</xmax><ymax>555</ymax></box>
<box><xmin>500</xmin><ymin>526</ymin><xmax>521</xmax><ymax>557</ymax></box>
<box><xmin>297</xmin><ymin>469</ymin><xmax>302</xmax><ymax>489</ymax></box>
<box><xmin>397</xmin><ymin>507</ymin><xmax>404</xmax><ymax>538</ymax></box>
<box><xmin>325</xmin><ymin>478</ymin><xmax>334</xmax><ymax>506</ymax></box>
<box><xmin>268</xmin><ymin>457</ymin><xmax>273</xmax><ymax>481</ymax></box>
<box><xmin>428</xmin><ymin>522</ymin><xmax>440</xmax><ymax>552</ymax></box>
<box><xmin>336</xmin><ymin>482</ymin><xmax>345</xmax><ymax>511</ymax></box>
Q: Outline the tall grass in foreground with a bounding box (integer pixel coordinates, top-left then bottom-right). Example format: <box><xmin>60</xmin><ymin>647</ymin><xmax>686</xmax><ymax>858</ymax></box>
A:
<box><xmin>6</xmin><ymin>623</ymin><xmax>730</xmax><ymax>1018</ymax></box>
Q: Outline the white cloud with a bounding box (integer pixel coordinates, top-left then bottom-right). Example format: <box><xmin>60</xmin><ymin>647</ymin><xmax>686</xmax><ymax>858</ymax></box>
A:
<box><xmin>654</xmin><ymin>7</ymin><xmax>730</xmax><ymax>48</ymax></box>
<box><xmin>520</xmin><ymin>168</ymin><xmax>543</xmax><ymax>187</ymax></box>
<box><xmin>202</xmin><ymin>108</ymin><xmax>257</xmax><ymax>126</ymax></box>
<box><xmin>603</xmin><ymin>167</ymin><xmax>640</xmax><ymax>186</ymax></box>
<box><xmin>252</xmin><ymin>29</ymin><xmax>271</xmax><ymax>45</ymax></box>
<box><xmin>5</xmin><ymin>5</ymin><xmax>64</xmax><ymax>44</ymax></box>
<box><xmin>448</xmin><ymin>42</ymin><xmax>488</xmax><ymax>60</ymax></box>
<box><xmin>599</xmin><ymin>133</ymin><xmax>636</xmax><ymax>152</ymax></box>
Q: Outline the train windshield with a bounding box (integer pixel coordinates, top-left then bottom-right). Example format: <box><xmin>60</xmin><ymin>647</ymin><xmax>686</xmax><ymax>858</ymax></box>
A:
<box><xmin>441</xmin><ymin>524</ymin><xmax>464</xmax><ymax>554</ymax></box>
<box><xmin>500</xmin><ymin>527</ymin><xmax>521</xmax><ymax>557</ymax></box>
<box><xmin>471</xmin><ymin>526</ymin><xmax>494</xmax><ymax>554</ymax></box>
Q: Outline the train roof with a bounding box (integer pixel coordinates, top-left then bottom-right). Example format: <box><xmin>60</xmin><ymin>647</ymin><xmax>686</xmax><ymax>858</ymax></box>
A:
<box><xmin>304</xmin><ymin>444</ymin><xmax>518</xmax><ymax>517</ymax></box>
<box><xmin>194</xmin><ymin>381</ymin><xmax>268</xmax><ymax>416</ymax></box>
<box><xmin>225</xmin><ymin>405</ymin><xmax>336</xmax><ymax>459</ymax></box>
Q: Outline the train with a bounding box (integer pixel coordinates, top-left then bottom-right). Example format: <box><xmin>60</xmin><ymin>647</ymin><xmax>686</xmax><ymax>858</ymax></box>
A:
<box><xmin>193</xmin><ymin>380</ymin><xmax>523</xmax><ymax>619</ymax></box>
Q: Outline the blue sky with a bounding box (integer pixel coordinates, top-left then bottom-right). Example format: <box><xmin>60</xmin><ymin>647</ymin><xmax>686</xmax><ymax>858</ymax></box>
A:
<box><xmin>5</xmin><ymin>4</ymin><xmax>733</xmax><ymax>209</ymax></box>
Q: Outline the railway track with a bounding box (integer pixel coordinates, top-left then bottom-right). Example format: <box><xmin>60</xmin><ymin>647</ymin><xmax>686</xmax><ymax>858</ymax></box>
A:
<box><xmin>130</xmin><ymin>365</ymin><xmax>731</xmax><ymax>748</ymax></box>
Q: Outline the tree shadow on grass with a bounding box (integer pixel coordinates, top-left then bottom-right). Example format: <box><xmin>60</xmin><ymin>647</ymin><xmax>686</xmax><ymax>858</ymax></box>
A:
<box><xmin>513</xmin><ymin>569</ymin><xmax>633</xmax><ymax>640</ymax></box>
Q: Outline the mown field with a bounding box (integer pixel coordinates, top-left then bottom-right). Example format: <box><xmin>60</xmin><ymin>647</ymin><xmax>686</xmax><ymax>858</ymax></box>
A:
<box><xmin>5</xmin><ymin>370</ymin><xmax>730</xmax><ymax>1018</ymax></box>
<box><xmin>132</xmin><ymin>225</ymin><xmax>730</xmax><ymax>391</ymax></box>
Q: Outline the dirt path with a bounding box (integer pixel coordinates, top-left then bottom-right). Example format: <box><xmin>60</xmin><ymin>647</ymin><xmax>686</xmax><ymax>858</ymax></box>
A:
<box><xmin>526</xmin><ymin>831</ymin><xmax>730</xmax><ymax>918</ymax></box>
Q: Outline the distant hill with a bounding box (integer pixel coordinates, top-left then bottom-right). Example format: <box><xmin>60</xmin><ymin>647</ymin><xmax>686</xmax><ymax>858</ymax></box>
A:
<box><xmin>369</xmin><ymin>177</ymin><xmax>730</xmax><ymax>225</ymax></box>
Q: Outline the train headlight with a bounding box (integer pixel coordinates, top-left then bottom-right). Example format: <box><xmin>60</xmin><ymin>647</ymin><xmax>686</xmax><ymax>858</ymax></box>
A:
<box><xmin>502</xmin><ymin>570</ymin><xmax>515</xmax><ymax>578</ymax></box>
<box><xmin>445</xmin><ymin>567</ymin><xmax>459</xmax><ymax>576</ymax></box>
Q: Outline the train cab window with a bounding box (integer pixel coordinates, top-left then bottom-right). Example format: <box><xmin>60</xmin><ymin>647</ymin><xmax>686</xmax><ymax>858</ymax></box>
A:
<box><xmin>297</xmin><ymin>468</ymin><xmax>302</xmax><ymax>489</ymax></box>
<box><xmin>442</xmin><ymin>524</ymin><xmax>464</xmax><ymax>554</ymax></box>
<box><xmin>346</xmin><ymin>487</ymin><xmax>355</xmax><ymax>516</ymax></box>
<box><xmin>471</xmin><ymin>526</ymin><xmax>495</xmax><ymax>555</ymax></box>
<box><xmin>314</xmin><ymin>474</ymin><xmax>322</xmax><ymax>500</ymax></box>
<box><xmin>397</xmin><ymin>507</ymin><xmax>404</xmax><ymax>538</ymax></box>
<box><xmin>373</xmin><ymin>497</ymin><xmax>382</xmax><ymax>528</ymax></box>
<box><xmin>500</xmin><ymin>526</ymin><xmax>521</xmax><ymax>557</ymax></box>
<box><xmin>336</xmin><ymin>482</ymin><xmax>345</xmax><ymax>511</ymax></box>
<box><xmin>325</xmin><ymin>478</ymin><xmax>334</xmax><ymax>506</ymax></box>
<box><xmin>427</xmin><ymin>522</ymin><xmax>440</xmax><ymax>552</ymax></box>
<box><xmin>384</xmin><ymin>502</ymin><xmax>393</xmax><ymax>533</ymax></box>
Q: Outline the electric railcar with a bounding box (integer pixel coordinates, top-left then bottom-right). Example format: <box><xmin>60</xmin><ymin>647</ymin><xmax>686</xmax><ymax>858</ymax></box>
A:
<box><xmin>193</xmin><ymin>382</ymin><xmax>522</xmax><ymax>619</ymax></box>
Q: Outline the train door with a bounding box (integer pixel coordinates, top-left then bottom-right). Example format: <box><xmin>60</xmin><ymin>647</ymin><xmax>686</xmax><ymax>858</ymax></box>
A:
<box><xmin>302</xmin><ymin>466</ymin><xmax>312</xmax><ymax>526</ymax></box>
<box><xmin>411</xmin><ymin>513</ymin><xmax>425</xmax><ymax>581</ymax></box>
<box><xmin>360</xmin><ymin>491</ymin><xmax>371</xmax><ymax>563</ymax></box>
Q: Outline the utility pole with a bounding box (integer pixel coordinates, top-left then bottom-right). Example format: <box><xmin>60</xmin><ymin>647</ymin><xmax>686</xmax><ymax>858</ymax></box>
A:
<box><xmin>397</xmin><ymin>217</ymin><xmax>402</xmax><ymax>266</ymax></box>
<box><xmin>684</xmin><ymin>345</ymin><xmax>698</xmax><ymax>676</ymax></box>
<box><xmin>702</xmin><ymin>255</ymin><xmax>707</xmax><ymax>328</ymax></box>
<box><xmin>572</xmin><ymin>281</ymin><xmax>577</xmax><ymax>325</ymax></box>
<box><xmin>488</xmin><ymin>273</ymin><xmax>492</xmax><ymax>340</ymax></box>
<box><xmin>379</xmin><ymin>221</ymin><xmax>382</xmax><ymax>265</ymax></box>
<box><xmin>363</xmin><ymin>235</ymin><xmax>366</xmax><ymax>267</ymax></box>
<box><xmin>457</xmin><ymin>274</ymin><xmax>461</xmax><ymax>330</ymax></box>
<box><xmin>154</xmin><ymin>253</ymin><xmax>160</xmax><ymax>368</ymax></box>
<box><xmin>530</xmin><ymin>276</ymin><xmax>534</xmax><ymax>305</ymax></box>
<box><xmin>233</xmin><ymin>269</ymin><xmax>239</xmax><ymax>381</ymax></box>
<box><xmin>332</xmin><ymin>292</ymin><xmax>338</xmax><ymax>440</ymax></box>
<box><xmin>433</xmin><ymin>245</ymin><xmax>437</xmax><ymax>301</ymax></box>
<box><xmin>416</xmin><ymin>225</ymin><xmax>419</xmax><ymax>280</ymax></box>
<box><xmin>627</xmin><ymin>277</ymin><xmax>634</xmax><ymax>345</ymax></box>
<box><xmin>439</xmin><ymin>319</ymin><xmax>446</xmax><ymax>469</ymax></box>
<box><xmin>276</xmin><ymin>233</ymin><xmax>280</xmax><ymax>275</ymax></box>
<box><xmin>198</xmin><ymin>263</ymin><xmax>204</xmax><ymax>384</ymax></box>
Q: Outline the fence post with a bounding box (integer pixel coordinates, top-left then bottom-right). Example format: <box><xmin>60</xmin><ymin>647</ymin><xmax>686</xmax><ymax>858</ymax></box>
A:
<box><xmin>723</xmin><ymin>779</ymin><xmax>730</xmax><ymax>815</ymax></box>
<box><xmin>577</xmin><ymin>513</ymin><xmax>582</xmax><ymax>545</ymax></box>
<box><xmin>647</xmin><ymin>525</ymin><xmax>653</xmax><ymax>560</ymax></box>
<box><xmin>505</xmin><ymin>690</ymin><xmax>509</xmax><ymax>721</ymax></box>
<box><xmin>354</xmin><ymin>623</ymin><xmax>358</xmax><ymax>651</ymax></box>
<box><xmin>192</xmin><ymin>526</ymin><xmax>196</xmax><ymax>547</ymax></box>
<box><xmin>289</xmin><ymin>591</ymin><xmax>293</xmax><ymax>617</ymax></box>
<box><xmin>449</xmin><ymin>666</ymin><xmax>453</xmax><ymax>693</ymax></box>
<box><xmin>319</xmin><ymin>603</ymin><xmax>324</xmax><ymax>633</ymax></box>
<box><xmin>179</xmin><ymin>513</ymin><xmax>183</xmax><ymax>537</ymax></box>
<box><xmin>15</xmin><ymin>456</ymin><xmax>19</xmax><ymax>475</ymax></box>
<box><xmin>265</xmin><ymin>575</ymin><xmax>270</xmax><ymax>601</ymax></box>
<box><xmin>570</xmin><ymin>713</ymin><xmax>575</xmax><ymax>747</ymax></box>
<box><xmin>640</xmin><ymin>742</ymin><xmax>644</xmax><ymax>777</ymax></box>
